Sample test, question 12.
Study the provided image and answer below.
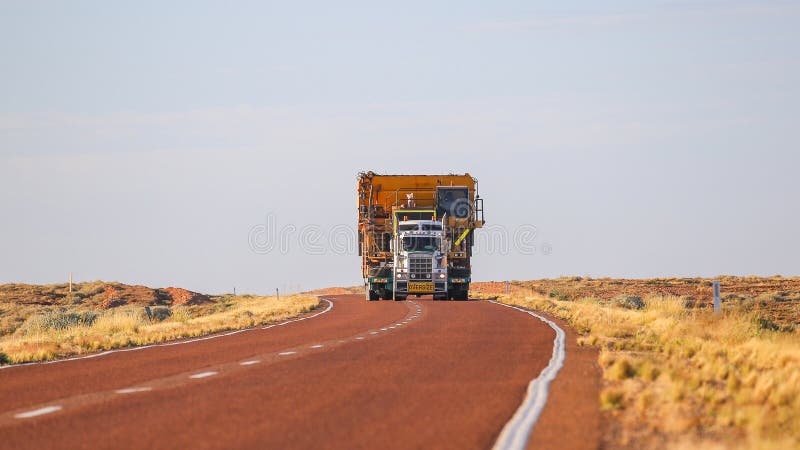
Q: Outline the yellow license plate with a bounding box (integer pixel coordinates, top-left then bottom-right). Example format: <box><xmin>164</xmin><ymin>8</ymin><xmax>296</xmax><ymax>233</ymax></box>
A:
<box><xmin>408</xmin><ymin>282</ymin><xmax>434</xmax><ymax>293</ymax></box>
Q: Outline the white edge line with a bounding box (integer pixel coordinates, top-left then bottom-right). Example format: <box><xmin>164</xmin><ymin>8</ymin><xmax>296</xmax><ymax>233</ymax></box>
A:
<box><xmin>14</xmin><ymin>405</ymin><xmax>62</xmax><ymax>419</ymax></box>
<box><xmin>278</xmin><ymin>351</ymin><xmax>296</xmax><ymax>356</ymax></box>
<box><xmin>489</xmin><ymin>300</ymin><xmax>567</xmax><ymax>450</ymax></box>
<box><xmin>240</xmin><ymin>360</ymin><xmax>260</xmax><ymax>366</ymax></box>
<box><xmin>0</xmin><ymin>298</ymin><xmax>335</xmax><ymax>370</ymax></box>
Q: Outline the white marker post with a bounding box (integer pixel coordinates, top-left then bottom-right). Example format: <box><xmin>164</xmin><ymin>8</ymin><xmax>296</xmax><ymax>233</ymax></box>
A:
<box><xmin>713</xmin><ymin>280</ymin><xmax>721</xmax><ymax>314</ymax></box>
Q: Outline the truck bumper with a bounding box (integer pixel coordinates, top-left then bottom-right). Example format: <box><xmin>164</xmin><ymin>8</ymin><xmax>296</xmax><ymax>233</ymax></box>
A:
<box><xmin>395</xmin><ymin>280</ymin><xmax>447</xmax><ymax>294</ymax></box>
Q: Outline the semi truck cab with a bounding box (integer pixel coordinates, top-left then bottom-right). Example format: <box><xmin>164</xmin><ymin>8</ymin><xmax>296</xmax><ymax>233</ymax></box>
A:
<box><xmin>393</xmin><ymin>220</ymin><xmax>448</xmax><ymax>300</ymax></box>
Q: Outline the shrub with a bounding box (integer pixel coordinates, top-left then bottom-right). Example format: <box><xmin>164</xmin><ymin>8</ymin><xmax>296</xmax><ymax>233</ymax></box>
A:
<box><xmin>606</xmin><ymin>358</ymin><xmax>636</xmax><ymax>380</ymax></box>
<box><xmin>18</xmin><ymin>310</ymin><xmax>98</xmax><ymax>334</ymax></box>
<box><xmin>614</xmin><ymin>295</ymin><xmax>645</xmax><ymax>310</ymax></box>
<box><xmin>756</xmin><ymin>317</ymin><xmax>780</xmax><ymax>332</ymax></box>
<box><xmin>600</xmin><ymin>388</ymin><xmax>625</xmax><ymax>410</ymax></box>
<box><xmin>150</xmin><ymin>307</ymin><xmax>172</xmax><ymax>322</ymax></box>
<box><xmin>549</xmin><ymin>289</ymin><xmax>572</xmax><ymax>302</ymax></box>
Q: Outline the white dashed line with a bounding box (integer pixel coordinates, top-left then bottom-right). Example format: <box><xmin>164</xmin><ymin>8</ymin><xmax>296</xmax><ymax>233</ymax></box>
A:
<box><xmin>240</xmin><ymin>360</ymin><xmax>260</xmax><ymax>366</ymax></box>
<box><xmin>355</xmin><ymin>337</ymin><xmax>365</xmax><ymax>340</ymax></box>
<box><xmin>15</xmin><ymin>406</ymin><xmax>62</xmax><ymax>419</ymax></box>
<box><xmin>310</xmin><ymin>345</ymin><xmax>324</xmax><ymax>349</ymax></box>
<box><xmin>116</xmin><ymin>387</ymin><xmax>152</xmax><ymax>394</ymax></box>
<box><xmin>190</xmin><ymin>371</ymin><xmax>218</xmax><ymax>379</ymax></box>
<box><xmin>380</xmin><ymin>328</ymin><xmax>388</xmax><ymax>331</ymax></box>
<box><xmin>370</xmin><ymin>331</ymin><xmax>379</xmax><ymax>335</ymax></box>
<box><xmin>278</xmin><ymin>351</ymin><xmax>297</xmax><ymax>356</ymax></box>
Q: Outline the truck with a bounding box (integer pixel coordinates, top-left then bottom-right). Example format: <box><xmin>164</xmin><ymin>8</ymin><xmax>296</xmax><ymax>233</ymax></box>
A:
<box><xmin>357</xmin><ymin>172</ymin><xmax>484</xmax><ymax>301</ymax></box>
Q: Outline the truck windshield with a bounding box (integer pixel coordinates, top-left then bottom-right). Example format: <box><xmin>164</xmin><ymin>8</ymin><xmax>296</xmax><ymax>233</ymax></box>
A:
<box><xmin>402</xmin><ymin>236</ymin><xmax>439</xmax><ymax>252</ymax></box>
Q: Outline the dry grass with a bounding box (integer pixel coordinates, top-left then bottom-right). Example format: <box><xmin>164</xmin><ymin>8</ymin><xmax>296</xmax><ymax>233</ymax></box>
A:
<box><xmin>0</xmin><ymin>294</ymin><xmax>320</xmax><ymax>364</ymax></box>
<box><xmin>473</xmin><ymin>277</ymin><xmax>800</xmax><ymax>330</ymax></box>
<box><xmin>475</xmin><ymin>281</ymin><xmax>800</xmax><ymax>450</ymax></box>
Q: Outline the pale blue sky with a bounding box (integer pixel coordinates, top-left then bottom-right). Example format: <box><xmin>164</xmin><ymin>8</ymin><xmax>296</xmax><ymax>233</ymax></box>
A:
<box><xmin>1</xmin><ymin>1</ymin><xmax>798</xmax><ymax>294</ymax></box>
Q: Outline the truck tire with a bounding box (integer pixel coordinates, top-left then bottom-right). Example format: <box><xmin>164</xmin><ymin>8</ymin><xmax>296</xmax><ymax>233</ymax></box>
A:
<box><xmin>394</xmin><ymin>295</ymin><xmax>407</xmax><ymax>301</ymax></box>
<box><xmin>365</xmin><ymin>285</ymin><xmax>380</xmax><ymax>301</ymax></box>
<box><xmin>453</xmin><ymin>290</ymin><xmax>468</xmax><ymax>301</ymax></box>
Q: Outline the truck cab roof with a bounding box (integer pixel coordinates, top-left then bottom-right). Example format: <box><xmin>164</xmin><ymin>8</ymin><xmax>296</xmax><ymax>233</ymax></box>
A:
<box><xmin>397</xmin><ymin>220</ymin><xmax>442</xmax><ymax>232</ymax></box>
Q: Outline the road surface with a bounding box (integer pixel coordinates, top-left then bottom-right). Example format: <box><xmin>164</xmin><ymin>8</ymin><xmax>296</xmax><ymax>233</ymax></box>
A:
<box><xmin>0</xmin><ymin>295</ymin><xmax>600</xmax><ymax>449</ymax></box>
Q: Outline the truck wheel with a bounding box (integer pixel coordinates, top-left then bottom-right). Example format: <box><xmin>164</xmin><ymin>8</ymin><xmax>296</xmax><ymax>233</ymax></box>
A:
<box><xmin>365</xmin><ymin>286</ymin><xmax>379</xmax><ymax>301</ymax></box>
<box><xmin>394</xmin><ymin>295</ymin><xmax>407</xmax><ymax>301</ymax></box>
<box><xmin>455</xmin><ymin>291</ymin><xmax>469</xmax><ymax>301</ymax></box>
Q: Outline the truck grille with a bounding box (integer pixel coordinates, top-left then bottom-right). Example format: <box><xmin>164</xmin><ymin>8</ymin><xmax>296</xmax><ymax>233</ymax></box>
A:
<box><xmin>409</xmin><ymin>257</ymin><xmax>432</xmax><ymax>275</ymax></box>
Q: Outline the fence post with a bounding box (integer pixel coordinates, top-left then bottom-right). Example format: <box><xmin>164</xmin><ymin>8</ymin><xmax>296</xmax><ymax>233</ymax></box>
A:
<box><xmin>505</xmin><ymin>281</ymin><xmax>510</xmax><ymax>295</ymax></box>
<box><xmin>276</xmin><ymin>288</ymin><xmax>280</xmax><ymax>301</ymax></box>
<box><xmin>713</xmin><ymin>280</ymin><xmax>721</xmax><ymax>314</ymax></box>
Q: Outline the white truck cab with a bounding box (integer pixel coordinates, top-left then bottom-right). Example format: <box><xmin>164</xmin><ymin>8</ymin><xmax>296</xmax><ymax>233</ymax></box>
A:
<box><xmin>392</xmin><ymin>220</ymin><xmax>449</xmax><ymax>300</ymax></box>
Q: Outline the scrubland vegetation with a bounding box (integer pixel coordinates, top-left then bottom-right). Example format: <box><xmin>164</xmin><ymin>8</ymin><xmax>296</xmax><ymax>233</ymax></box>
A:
<box><xmin>0</xmin><ymin>282</ymin><xmax>320</xmax><ymax>364</ymax></box>
<box><xmin>474</xmin><ymin>277</ymin><xmax>800</xmax><ymax>449</ymax></box>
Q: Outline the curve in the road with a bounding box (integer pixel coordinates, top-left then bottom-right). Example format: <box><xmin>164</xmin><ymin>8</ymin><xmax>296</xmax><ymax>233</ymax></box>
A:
<box><xmin>489</xmin><ymin>300</ymin><xmax>567</xmax><ymax>450</ymax></box>
<box><xmin>0</xmin><ymin>294</ymin><xmax>600</xmax><ymax>450</ymax></box>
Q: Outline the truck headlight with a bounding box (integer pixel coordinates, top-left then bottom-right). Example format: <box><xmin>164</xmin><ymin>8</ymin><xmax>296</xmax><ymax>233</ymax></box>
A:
<box><xmin>438</xmin><ymin>273</ymin><xmax>446</xmax><ymax>279</ymax></box>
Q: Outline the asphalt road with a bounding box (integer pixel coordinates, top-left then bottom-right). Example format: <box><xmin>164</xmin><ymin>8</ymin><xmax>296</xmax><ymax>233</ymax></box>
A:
<box><xmin>0</xmin><ymin>295</ymin><xmax>600</xmax><ymax>450</ymax></box>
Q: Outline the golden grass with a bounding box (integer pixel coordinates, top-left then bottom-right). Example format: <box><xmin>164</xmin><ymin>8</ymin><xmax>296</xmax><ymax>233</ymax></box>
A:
<box><xmin>475</xmin><ymin>290</ymin><xmax>800</xmax><ymax>450</ymax></box>
<box><xmin>0</xmin><ymin>294</ymin><xmax>320</xmax><ymax>364</ymax></box>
